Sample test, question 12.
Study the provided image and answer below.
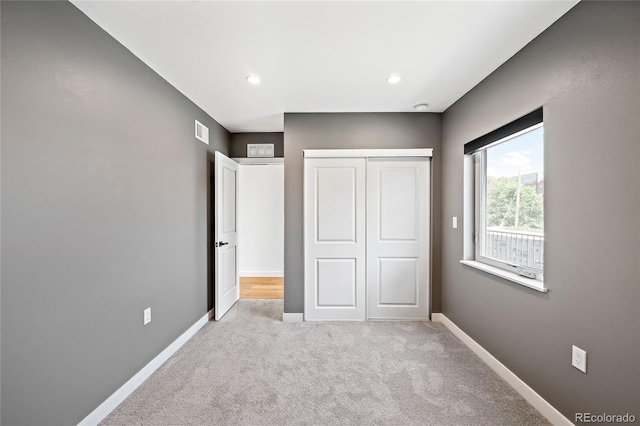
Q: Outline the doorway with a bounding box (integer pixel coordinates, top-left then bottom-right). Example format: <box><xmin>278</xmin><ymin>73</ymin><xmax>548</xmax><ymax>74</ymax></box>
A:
<box><xmin>236</xmin><ymin>160</ymin><xmax>284</xmax><ymax>300</ymax></box>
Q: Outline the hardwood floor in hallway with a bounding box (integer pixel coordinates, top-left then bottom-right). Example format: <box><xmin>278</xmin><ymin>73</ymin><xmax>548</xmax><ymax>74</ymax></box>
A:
<box><xmin>240</xmin><ymin>277</ymin><xmax>284</xmax><ymax>299</ymax></box>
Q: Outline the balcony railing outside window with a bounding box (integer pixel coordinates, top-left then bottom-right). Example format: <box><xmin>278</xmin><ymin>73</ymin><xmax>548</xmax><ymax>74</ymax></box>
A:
<box><xmin>484</xmin><ymin>228</ymin><xmax>544</xmax><ymax>271</ymax></box>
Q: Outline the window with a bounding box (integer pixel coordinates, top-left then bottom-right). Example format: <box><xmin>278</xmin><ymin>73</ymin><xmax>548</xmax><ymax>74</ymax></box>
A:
<box><xmin>462</xmin><ymin>109</ymin><xmax>545</xmax><ymax>291</ymax></box>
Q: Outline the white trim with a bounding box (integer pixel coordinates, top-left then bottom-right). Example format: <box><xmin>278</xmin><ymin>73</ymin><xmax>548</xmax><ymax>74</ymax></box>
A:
<box><xmin>431</xmin><ymin>313</ymin><xmax>572</xmax><ymax>426</ymax></box>
<box><xmin>240</xmin><ymin>271</ymin><xmax>284</xmax><ymax>277</ymax></box>
<box><xmin>367</xmin><ymin>317</ymin><xmax>430</xmax><ymax>321</ymax></box>
<box><xmin>232</xmin><ymin>157</ymin><xmax>283</xmax><ymax>164</ymax></box>
<box><xmin>303</xmin><ymin>148</ymin><xmax>433</xmax><ymax>158</ymax></box>
<box><xmin>282</xmin><ymin>312</ymin><xmax>303</xmax><ymax>323</ymax></box>
<box><xmin>460</xmin><ymin>260</ymin><xmax>547</xmax><ymax>292</ymax></box>
<box><xmin>78</xmin><ymin>310</ymin><xmax>212</xmax><ymax>426</ymax></box>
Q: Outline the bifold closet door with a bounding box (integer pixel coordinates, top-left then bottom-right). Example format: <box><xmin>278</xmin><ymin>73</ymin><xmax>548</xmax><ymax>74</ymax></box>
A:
<box><xmin>366</xmin><ymin>159</ymin><xmax>430</xmax><ymax>320</ymax></box>
<box><xmin>304</xmin><ymin>158</ymin><xmax>366</xmax><ymax>320</ymax></box>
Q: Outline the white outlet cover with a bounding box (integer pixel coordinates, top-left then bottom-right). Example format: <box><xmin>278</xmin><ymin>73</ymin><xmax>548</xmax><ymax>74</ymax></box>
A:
<box><xmin>452</xmin><ymin>216</ymin><xmax>458</xmax><ymax>229</ymax></box>
<box><xmin>144</xmin><ymin>307</ymin><xmax>151</xmax><ymax>325</ymax></box>
<box><xmin>572</xmin><ymin>345</ymin><xmax>587</xmax><ymax>373</ymax></box>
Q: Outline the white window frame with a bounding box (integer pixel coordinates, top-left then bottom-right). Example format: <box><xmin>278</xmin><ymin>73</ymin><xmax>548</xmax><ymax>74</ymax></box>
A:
<box><xmin>461</xmin><ymin>118</ymin><xmax>547</xmax><ymax>293</ymax></box>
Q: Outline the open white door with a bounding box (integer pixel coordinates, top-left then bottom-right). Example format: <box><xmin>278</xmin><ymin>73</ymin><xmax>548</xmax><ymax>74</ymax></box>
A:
<box><xmin>214</xmin><ymin>151</ymin><xmax>240</xmax><ymax>320</ymax></box>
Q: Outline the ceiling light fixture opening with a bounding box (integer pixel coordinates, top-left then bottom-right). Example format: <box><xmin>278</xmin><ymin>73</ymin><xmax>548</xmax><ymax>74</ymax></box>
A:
<box><xmin>246</xmin><ymin>75</ymin><xmax>261</xmax><ymax>84</ymax></box>
<box><xmin>414</xmin><ymin>103</ymin><xmax>429</xmax><ymax>112</ymax></box>
<box><xmin>386</xmin><ymin>75</ymin><xmax>401</xmax><ymax>84</ymax></box>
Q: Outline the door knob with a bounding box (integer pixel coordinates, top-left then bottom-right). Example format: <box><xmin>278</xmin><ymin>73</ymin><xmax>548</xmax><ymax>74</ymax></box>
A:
<box><xmin>216</xmin><ymin>241</ymin><xmax>229</xmax><ymax>247</ymax></box>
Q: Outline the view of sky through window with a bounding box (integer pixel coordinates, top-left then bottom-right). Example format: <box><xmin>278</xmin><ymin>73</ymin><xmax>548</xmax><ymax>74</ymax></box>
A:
<box><xmin>485</xmin><ymin>126</ymin><xmax>544</xmax><ymax>234</ymax></box>
<box><xmin>486</xmin><ymin>127</ymin><xmax>544</xmax><ymax>179</ymax></box>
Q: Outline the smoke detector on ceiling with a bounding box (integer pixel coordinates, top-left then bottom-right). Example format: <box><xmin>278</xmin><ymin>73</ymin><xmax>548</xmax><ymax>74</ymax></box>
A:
<box><xmin>386</xmin><ymin>75</ymin><xmax>401</xmax><ymax>84</ymax></box>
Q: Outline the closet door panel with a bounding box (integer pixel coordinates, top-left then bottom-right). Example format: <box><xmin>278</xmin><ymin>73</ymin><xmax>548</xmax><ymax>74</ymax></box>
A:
<box><xmin>316</xmin><ymin>168</ymin><xmax>357</xmax><ymax>242</ymax></box>
<box><xmin>316</xmin><ymin>258</ymin><xmax>357</xmax><ymax>307</ymax></box>
<box><xmin>367</xmin><ymin>159</ymin><xmax>430</xmax><ymax>320</ymax></box>
<box><xmin>304</xmin><ymin>158</ymin><xmax>366</xmax><ymax>320</ymax></box>
<box><xmin>378</xmin><ymin>257</ymin><xmax>418</xmax><ymax>305</ymax></box>
<box><xmin>379</xmin><ymin>168</ymin><xmax>418</xmax><ymax>241</ymax></box>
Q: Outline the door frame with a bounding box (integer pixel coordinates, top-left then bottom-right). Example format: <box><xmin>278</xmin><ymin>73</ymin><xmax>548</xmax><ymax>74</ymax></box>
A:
<box><xmin>235</xmin><ymin>159</ymin><xmax>285</xmax><ymax>278</ymax></box>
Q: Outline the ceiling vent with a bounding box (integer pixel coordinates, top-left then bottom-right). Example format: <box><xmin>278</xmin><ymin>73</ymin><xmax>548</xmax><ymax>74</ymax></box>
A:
<box><xmin>195</xmin><ymin>120</ymin><xmax>209</xmax><ymax>145</ymax></box>
<box><xmin>247</xmin><ymin>144</ymin><xmax>274</xmax><ymax>158</ymax></box>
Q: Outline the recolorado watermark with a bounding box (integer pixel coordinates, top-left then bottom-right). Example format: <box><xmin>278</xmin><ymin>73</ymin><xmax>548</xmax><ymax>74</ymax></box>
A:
<box><xmin>575</xmin><ymin>413</ymin><xmax>636</xmax><ymax>423</ymax></box>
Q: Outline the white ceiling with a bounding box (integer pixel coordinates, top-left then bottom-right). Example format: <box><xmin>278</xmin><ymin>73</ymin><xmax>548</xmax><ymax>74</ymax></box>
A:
<box><xmin>71</xmin><ymin>1</ymin><xmax>578</xmax><ymax>133</ymax></box>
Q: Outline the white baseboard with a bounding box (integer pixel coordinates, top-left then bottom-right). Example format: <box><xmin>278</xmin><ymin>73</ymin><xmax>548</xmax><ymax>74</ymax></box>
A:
<box><xmin>78</xmin><ymin>310</ymin><xmax>212</xmax><ymax>426</ymax></box>
<box><xmin>240</xmin><ymin>271</ymin><xmax>284</xmax><ymax>277</ymax></box>
<box><xmin>431</xmin><ymin>313</ymin><xmax>572</xmax><ymax>426</ymax></box>
<box><xmin>282</xmin><ymin>312</ymin><xmax>303</xmax><ymax>323</ymax></box>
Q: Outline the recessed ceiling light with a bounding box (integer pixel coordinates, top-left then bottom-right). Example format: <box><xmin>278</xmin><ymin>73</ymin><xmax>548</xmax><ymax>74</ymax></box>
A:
<box><xmin>414</xmin><ymin>103</ymin><xmax>429</xmax><ymax>112</ymax></box>
<box><xmin>246</xmin><ymin>75</ymin><xmax>261</xmax><ymax>85</ymax></box>
<box><xmin>386</xmin><ymin>75</ymin><xmax>401</xmax><ymax>84</ymax></box>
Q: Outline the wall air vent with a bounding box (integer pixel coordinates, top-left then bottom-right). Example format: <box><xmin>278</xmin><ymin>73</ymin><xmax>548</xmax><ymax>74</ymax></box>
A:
<box><xmin>247</xmin><ymin>143</ymin><xmax>274</xmax><ymax>158</ymax></box>
<box><xmin>195</xmin><ymin>120</ymin><xmax>209</xmax><ymax>145</ymax></box>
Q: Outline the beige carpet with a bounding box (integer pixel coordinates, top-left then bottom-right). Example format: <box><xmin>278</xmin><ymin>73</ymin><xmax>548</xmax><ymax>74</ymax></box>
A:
<box><xmin>101</xmin><ymin>300</ymin><xmax>549</xmax><ymax>425</ymax></box>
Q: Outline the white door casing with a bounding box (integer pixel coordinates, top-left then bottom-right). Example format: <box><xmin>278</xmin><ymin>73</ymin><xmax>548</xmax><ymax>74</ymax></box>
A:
<box><xmin>304</xmin><ymin>158</ymin><xmax>366</xmax><ymax>320</ymax></box>
<box><xmin>214</xmin><ymin>151</ymin><xmax>240</xmax><ymax>320</ymax></box>
<box><xmin>366</xmin><ymin>159</ymin><xmax>430</xmax><ymax>320</ymax></box>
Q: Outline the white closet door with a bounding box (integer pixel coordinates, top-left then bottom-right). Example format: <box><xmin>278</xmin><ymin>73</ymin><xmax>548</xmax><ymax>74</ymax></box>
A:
<box><xmin>366</xmin><ymin>158</ymin><xmax>430</xmax><ymax>320</ymax></box>
<box><xmin>304</xmin><ymin>158</ymin><xmax>366</xmax><ymax>320</ymax></box>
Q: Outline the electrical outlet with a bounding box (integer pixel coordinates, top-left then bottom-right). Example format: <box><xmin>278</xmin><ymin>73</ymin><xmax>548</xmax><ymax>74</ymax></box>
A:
<box><xmin>144</xmin><ymin>307</ymin><xmax>151</xmax><ymax>325</ymax></box>
<box><xmin>452</xmin><ymin>216</ymin><xmax>458</xmax><ymax>229</ymax></box>
<box><xmin>572</xmin><ymin>345</ymin><xmax>587</xmax><ymax>373</ymax></box>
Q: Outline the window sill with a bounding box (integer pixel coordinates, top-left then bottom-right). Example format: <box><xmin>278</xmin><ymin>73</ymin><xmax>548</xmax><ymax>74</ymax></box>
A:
<box><xmin>459</xmin><ymin>260</ymin><xmax>548</xmax><ymax>293</ymax></box>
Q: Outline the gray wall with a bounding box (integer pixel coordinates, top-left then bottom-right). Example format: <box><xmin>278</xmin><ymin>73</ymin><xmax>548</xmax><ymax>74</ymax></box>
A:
<box><xmin>230</xmin><ymin>132</ymin><xmax>284</xmax><ymax>158</ymax></box>
<box><xmin>283</xmin><ymin>113</ymin><xmax>442</xmax><ymax>314</ymax></box>
<box><xmin>441</xmin><ymin>1</ymin><xmax>639</xmax><ymax>421</ymax></box>
<box><xmin>0</xmin><ymin>2</ymin><xmax>230</xmax><ymax>425</ymax></box>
